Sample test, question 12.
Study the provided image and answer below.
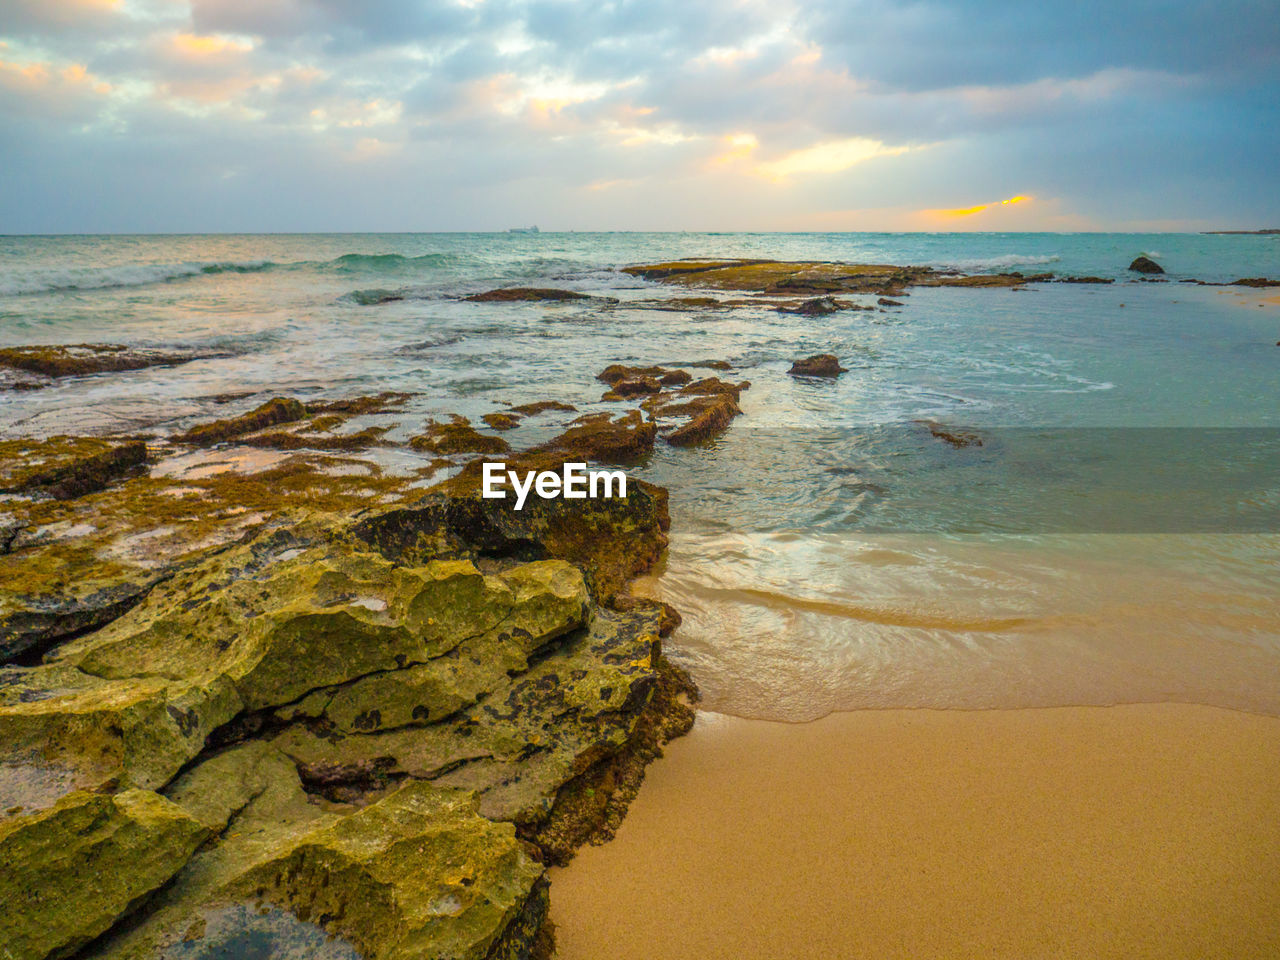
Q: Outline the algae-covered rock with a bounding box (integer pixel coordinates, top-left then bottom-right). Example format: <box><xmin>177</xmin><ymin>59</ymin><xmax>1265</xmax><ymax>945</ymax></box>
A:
<box><xmin>2</xmin><ymin>441</ymin><xmax>147</xmax><ymax>501</ymax></box>
<box><xmin>1</xmin><ymin>576</ymin><xmax>166</xmax><ymax>668</ymax></box>
<box><xmin>463</xmin><ymin>287</ymin><xmax>590</xmax><ymax>302</ymax></box>
<box><xmin>534</xmin><ymin>410</ymin><xmax>656</xmax><ymax>464</ymax></box>
<box><xmin>0</xmin><ymin>664</ymin><xmax>241</xmax><ymax>807</ymax></box>
<box><xmin>509</xmin><ymin>401</ymin><xmax>576</xmax><ymax>416</ymax></box>
<box><xmin>351</xmin><ymin>477</ymin><xmax>668</xmax><ymax>600</ymax></box>
<box><xmin>276</xmin><ymin>561</ymin><xmax>589</xmax><ymax>735</ymax></box>
<box><xmin>0</xmin><ymin>344</ymin><xmax>211</xmax><ymax>380</ymax></box>
<box><xmin>60</xmin><ymin>535</ymin><xmax>586</xmax><ymax>714</ymax></box>
<box><xmin>482</xmin><ymin>412</ymin><xmax>522</xmax><ymax>431</ymax></box>
<box><xmin>0</xmin><ymin>446</ymin><xmax>418</xmax><ymax>666</ymax></box>
<box><xmin>177</xmin><ymin>398</ymin><xmax>308</xmax><ymax>446</ymax></box>
<box><xmin>662</xmin><ymin>395</ymin><xmax>741</xmax><ymax>447</ymax></box>
<box><xmin>89</xmin><ymin>781</ymin><xmax>546</xmax><ymax>960</ymax></box>
<box><xmin>0</xmin><ymin>788</ymin><xmax>208</xmax><ymax>960</ymax></box>
<box><xmin>788</xmin><ymin>354</ymin><xmax>847</xmax><ymax>378</ymax></box>
<box><xmin>272</xmin><ymin>606</ymin><xmax>663</xmax><ymax>824</ymax></box>
<box><xmin>410</xmin><ymin>416</ymin><xmax>511</xmax><ymax>456</ymax></box>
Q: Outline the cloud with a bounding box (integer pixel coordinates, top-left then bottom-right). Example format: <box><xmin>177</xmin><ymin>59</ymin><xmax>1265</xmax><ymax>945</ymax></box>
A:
<box><xmin>754</xmin><ymin>136</ymin><xmax>919</xmax><ymax>180</ymax></box>
<box><xmin>0</xmin><ymin>0</ymin><xmax>1277</xmax><ymax>230</ymax></box>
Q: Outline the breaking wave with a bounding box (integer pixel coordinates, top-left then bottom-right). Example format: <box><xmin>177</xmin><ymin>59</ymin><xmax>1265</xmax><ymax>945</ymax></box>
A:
<box><xmin>0</xmin><ymin>260</ymin><xmax>277</xmax><ymax>296</ymax></box>
<box><xmin>325</xmin><ymin>252</ymin><xmax>461</xmax><ymax>274</ymax></box>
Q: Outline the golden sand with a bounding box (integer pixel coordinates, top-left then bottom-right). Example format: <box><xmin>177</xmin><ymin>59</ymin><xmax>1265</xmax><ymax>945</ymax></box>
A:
<box><xmin>550</xmin><ymin>703</ymin><xmax>1280</xmax><ymax>959</ymax></box>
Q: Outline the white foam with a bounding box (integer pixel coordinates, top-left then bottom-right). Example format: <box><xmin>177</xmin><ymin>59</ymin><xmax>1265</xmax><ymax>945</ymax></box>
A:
<box><xmin>938</xmin><ymin>254</ymin><xmax>1061</xmax><ymax>272</ymax></box>
<box><xmin>0</xmin><ymin>260</ymin><xmax>273</xmax><ymax>296</ymax></box>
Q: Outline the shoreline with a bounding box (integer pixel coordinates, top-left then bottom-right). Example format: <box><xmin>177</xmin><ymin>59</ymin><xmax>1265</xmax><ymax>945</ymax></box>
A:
<box><xmin>550</xmin><ymin>700</ymin><xmax>1280</xmax><ymax>959</ymax></box>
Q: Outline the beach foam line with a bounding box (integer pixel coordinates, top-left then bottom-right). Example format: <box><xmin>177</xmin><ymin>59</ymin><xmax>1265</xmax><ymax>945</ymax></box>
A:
<box><xmin>690</xmin><ymin>583</ymin><xmax>1038</xmax><ymax>631</ymax></box>
<box><xmin>551</xmin><ymin>702</ymin><xmax>1280</xmax><ymax>960</ymax></box>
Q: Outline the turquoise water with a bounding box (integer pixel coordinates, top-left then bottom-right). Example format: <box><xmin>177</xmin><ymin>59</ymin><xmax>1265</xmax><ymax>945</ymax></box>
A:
<box><xmin>2</xmin><ymin>233</ymin><xmax>1278</xmax><ymax>719</ymax></box>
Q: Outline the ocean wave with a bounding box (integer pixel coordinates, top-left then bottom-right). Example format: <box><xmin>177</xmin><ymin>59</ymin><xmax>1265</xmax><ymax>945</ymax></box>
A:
<box><xmin>938</xmin><ymin>254</ymin><xmax>1061</xmax><ymax>272</ymax></box>
<box><xmin>342</xmin><ymin>288</ymin><xmax>405</xmax><ymax>306</ymax></box>
<box><xmin>0</xmin><ymin>260</ymin><xmax>276</xmax><ymax>296</ymax></box>
<box><xmin>326</xmin><ymin>252</ymin><xmax>460</xmax><ymax>273</ymax></box>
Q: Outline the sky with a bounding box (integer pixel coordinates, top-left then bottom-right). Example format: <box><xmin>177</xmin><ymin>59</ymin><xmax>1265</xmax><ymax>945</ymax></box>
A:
<box><xmin>1</xmin><ymin>0</ymin><xmax>1278</xmax><ymax>233</ymax></box>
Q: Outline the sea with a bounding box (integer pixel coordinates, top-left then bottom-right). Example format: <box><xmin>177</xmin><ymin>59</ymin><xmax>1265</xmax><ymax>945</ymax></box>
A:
<box><xmin>2</xmin><ymin>232</ymin><xmax>1277</xmax><ymax>721</ymax></box>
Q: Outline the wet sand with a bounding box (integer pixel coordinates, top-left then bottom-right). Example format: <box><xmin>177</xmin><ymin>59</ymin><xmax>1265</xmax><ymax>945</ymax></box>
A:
<box><xmin>549</xmin><ymin>703</ymin><xmax>1280</xmax><ymax>960</ymax></box>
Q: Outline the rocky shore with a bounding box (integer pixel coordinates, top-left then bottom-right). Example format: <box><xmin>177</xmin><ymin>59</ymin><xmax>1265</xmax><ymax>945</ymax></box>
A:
<box><xmin>3</xmin><ymin>254</ymin><xmax>1272</xmax><ymax>959</ymax></box>
<box><xmin>0</xmin><ymin>352</ymin><xmax>732</xmax><ymax>959</ymax></box>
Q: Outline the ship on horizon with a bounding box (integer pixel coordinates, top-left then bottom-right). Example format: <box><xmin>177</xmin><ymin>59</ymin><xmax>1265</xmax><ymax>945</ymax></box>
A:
<box><xmin>508</xmin><ymin>225</ymin><xmax>540</xmax><ymax>234</ymax></box>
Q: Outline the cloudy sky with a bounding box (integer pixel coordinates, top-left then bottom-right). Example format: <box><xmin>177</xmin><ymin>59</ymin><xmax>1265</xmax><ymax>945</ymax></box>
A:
<box><xmin>2</xmin><ymin>0</ymin><xmax>1277</xmax><ymax>232</ymax></box>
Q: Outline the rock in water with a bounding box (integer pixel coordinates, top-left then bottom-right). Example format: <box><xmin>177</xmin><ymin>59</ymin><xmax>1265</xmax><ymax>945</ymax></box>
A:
<box><xmin>788</xmin><ymin>354</ymin><xmax>847</xmax><ymax>378</ymax></box>
<box><xmin>1128</xmin><ymin>255</ymin><xmax>1164</xmax><ymax>274</ymax></box>
<box><xmin>463</xmin><ymin>287</ymin><xmax>590</xmax><ymax>302</ymax></box>
<box><xmin>0</xmin><ymin>789</ymin><xmax>208</xmax><ymax>960</ymax></box>
<box><xmin>176</xmin><ymin>397</ymin><xmax>307</xmax><ymax>445</ymax></box>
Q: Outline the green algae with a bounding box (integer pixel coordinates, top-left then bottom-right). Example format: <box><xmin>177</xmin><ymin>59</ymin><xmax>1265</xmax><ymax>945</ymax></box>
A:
<box><xmin>0</xmin><ymin>344</ymin><xmax>203</xmax><ymax>379</ymax></box>
<box><xmin>463</xmin><ymin>288</ymin><xmax>590</xmax><ymax>302</ymax></box>
<box><xmin>0</xmin><ymin>789</ymin><xmax>208</xmax><ymax>960</ymax></box>
<box><xmin>410</xmin><ymin>416</ymin><xmax>511</xmax><ymax>456</ymax></box>
<box><xmin>177</xmin><ymin>398</ymin><xmax>307</xmax><ymax>446</ymax></box>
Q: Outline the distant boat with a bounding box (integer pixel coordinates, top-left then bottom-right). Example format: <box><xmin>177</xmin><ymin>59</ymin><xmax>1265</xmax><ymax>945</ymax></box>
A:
<box><xmin>508</xmin><ymin>225</ymin><xmax>540</xmax><ymax>234</ymax></box>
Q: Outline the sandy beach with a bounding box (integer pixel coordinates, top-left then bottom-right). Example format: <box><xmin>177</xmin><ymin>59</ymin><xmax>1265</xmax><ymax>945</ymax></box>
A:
<box><xmin>550</xmin><ymin>702</ymin><xmax>1280</xmax><ymax>959</ymax></box>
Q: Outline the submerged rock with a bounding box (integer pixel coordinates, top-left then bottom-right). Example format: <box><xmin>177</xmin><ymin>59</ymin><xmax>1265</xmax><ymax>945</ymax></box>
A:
<box><xmin>662</xmin><ymin>396</ymin><xmax>741</xmax><ymax>447</ymax></box>
<box><xmin>532</xmin><ymin>410</ymin><xmax>657</xmax><ymax>464</ymax></box>
<box><xmin>788</xmin><ymin>354</ymin><xmax>847</xmax><ymax>378</ymax></box>
<box><xmin>0</xmin><ymin>344</ymin><xmax>212</xmax><ymax>381</ymax></box>
<box><xmin>410</xmin><ymin>416</ymin><xmax>511</xmax><ymax>456</ymax></box>
<box><xmin>776</xmin><ymin>296</ymin><xmax>851</xmax><ymax>315</ymax></box>
<box><xmin>509</xmin><ymin>400</ymin><xmax>577</xmax><ymax>416</ymax></box>
<box><xmin>878</xmin><ymin>297</ymin><xmax>904</xmax><ymax>307</ymax></box>
<box><xmin>915</xmin><ymin>420</ymin><xmax>984</xmax><ymax>448</ymax></box>
<box><xmin>602</xmin><ymin>376</ymin><xmax>662</xmax><ymax>400</ymax></box>
<box><xmin>0</xmin><ymin>789</ymin><xmax>208</xmax><ymax>960</ymax></box>
<box><xmin>482</xmin><ymin>412</ymin><xmax>522</xmax><ymax>431</ymax></box>
<box><xmin>2</xmin><ymin>441</ymin><xmax>148</xmax><ymax>501</ymax></box>
<box><xmin>1128</xmin><ymin>256</ymin><xmax>1164</xmax><ymax>274</ymax></box>
<box><xmin>177</xmin><ymin>398</ymin><xmax>308</xmax><ymax>446</ymax></box>
<box><xmin>464</xmin><ymin>288</ymin><xmax>590</xmax><ymax>303</ymax></box>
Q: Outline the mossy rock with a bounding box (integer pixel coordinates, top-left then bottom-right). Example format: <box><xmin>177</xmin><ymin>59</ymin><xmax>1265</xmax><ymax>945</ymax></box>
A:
<box><xmin>410</xmin><ymin>416</ymin><xmax>510</xmax><ymax>456</ymax></box>
<box><xmin>463</xmin><ymin>287</ymin><xmax>590</xmax><ymax>302</ymax></box>
<box><xmin>89</xmin><ymin>780</ymin><xmax>546</xmax><ymax>960</ymax></box>
<box><xmin>0</xmin><ymin>344</ymin><xmax>209</xmax><ymax>379</ymax></box>
<box><xmin>0</xmin><ymin>447</ymin><xmax>416</xmax><ymax>666</ymax></box>
<box><xmin>60</xmin><ymin>535</ymin><xmax>586</xmax><ymax>714</ymax></box>
<box><xmin>0</xmin><ymin>665</ymin><xmax>241</xmax><ymax>808</ymax></box>
<box><xmin>272</xmin><ymin>605</ymin><xmax>663</xmax><ymax>824</ymax></box>
<box><xmin>0</xmin><ymin>788</ymin><xmax>208</xmax><ymax>960</ymax></box>
<box><xmin>350</xmin><ymin>478</ymin><xmax>669</xmax><ymax>601</ymax></box>
<box><xmin>274</xmin><ymin>560</ymin><xmax>589</xmax><ymax>735</ymax></box>
<box><xmin>177</xmin><ymin>398</ymin><xmax>307</xmax><ymax>446</ymax></box>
